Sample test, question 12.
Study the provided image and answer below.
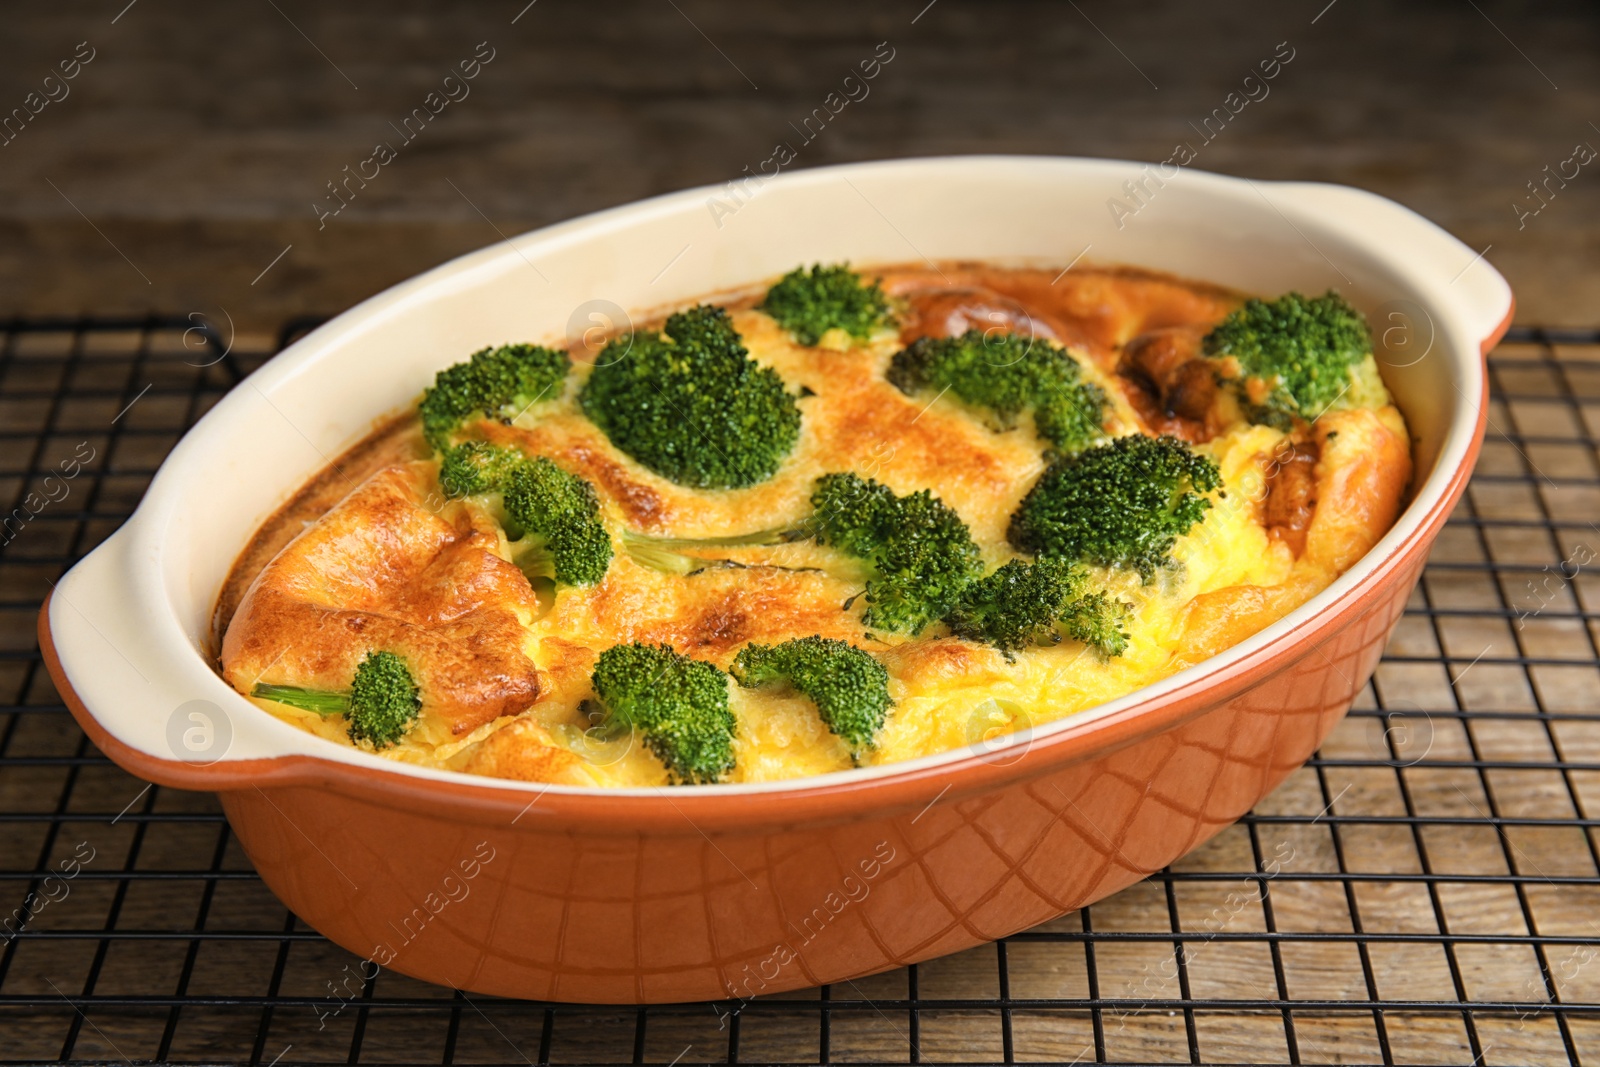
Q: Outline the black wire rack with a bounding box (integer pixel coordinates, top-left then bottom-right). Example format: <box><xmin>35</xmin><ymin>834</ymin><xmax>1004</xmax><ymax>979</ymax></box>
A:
<box><xmin>0</xmin><ymin>318</ymin><xmax>1597</xmax><ymax>1066</ymax></box>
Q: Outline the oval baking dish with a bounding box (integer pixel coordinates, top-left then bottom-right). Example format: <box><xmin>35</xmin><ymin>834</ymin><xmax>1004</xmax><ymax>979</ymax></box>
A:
<box><xmin>40</xmin><ymin>157</ymin><xmax>1511</xmax><ymax>1004</ymax></box>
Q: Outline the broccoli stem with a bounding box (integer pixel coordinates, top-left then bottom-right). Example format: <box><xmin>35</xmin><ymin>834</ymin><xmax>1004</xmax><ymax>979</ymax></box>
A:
<box><xmin>251</xmin><ymin>684</ymin><xmax>349</xmax><ymax>715</ymax></box>
<box><xmin>620</xmin><ymin>525</ymin><xmax>813</xmax><ymax>575</ymax></box>
<box><xmin>509</xmin><ymin>538</ymin><xmax>556</xmax><ymax>581</ymax></box>
<box><xmin>626</xmin><ymin>525</ymin><xmax>813</xmax><ymax>549</ymax></box>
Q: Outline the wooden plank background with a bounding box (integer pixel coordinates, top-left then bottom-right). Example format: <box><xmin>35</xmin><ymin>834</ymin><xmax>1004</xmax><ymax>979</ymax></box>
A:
<box><xmin>0</xmin><ymin>1</ymin><xmax>1597</xmax><ymax>334</ymax></box>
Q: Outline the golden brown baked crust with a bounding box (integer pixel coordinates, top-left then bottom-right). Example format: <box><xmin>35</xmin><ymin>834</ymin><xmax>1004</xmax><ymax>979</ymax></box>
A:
<box><xmin>221</xmin><ymin>464</ymin><xmax>546</xmax><ymax>738</ymax></box>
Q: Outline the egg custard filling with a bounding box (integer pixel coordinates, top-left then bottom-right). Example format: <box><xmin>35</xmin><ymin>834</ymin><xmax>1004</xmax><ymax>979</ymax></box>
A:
<box><xmin>216</xmin><ymin>263</ymin><xmax>1411</xmax><ymax>787</ymax></box>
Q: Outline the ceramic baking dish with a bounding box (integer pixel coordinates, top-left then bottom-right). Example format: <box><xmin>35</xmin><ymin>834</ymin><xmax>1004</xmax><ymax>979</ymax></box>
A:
<box><xmin>40</xmin><ymin>156</ymin><xmax>1512</xmax><ymax>1004</ymax></box>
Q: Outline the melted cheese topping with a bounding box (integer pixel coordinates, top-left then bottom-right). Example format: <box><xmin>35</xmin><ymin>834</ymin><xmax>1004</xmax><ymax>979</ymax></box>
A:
<box><xmin>219</xmin><ymin>266</ymin><xmax>1412</xmax><ymax>787</ymax></box>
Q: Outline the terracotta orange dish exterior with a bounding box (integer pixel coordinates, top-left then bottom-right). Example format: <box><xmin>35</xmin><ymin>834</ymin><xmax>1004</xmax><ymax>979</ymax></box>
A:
<box><xmin>40</xmin><ymin>158</ymin><xmax>1512</xmax><ymax>1004</ymax></box>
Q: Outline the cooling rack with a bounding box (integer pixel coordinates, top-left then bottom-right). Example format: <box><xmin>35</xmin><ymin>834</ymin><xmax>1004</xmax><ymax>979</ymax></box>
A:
<box><xmin>0</xmin><ymin>318</ymin><xmax>1596</xmax><ymax>1066</ymax></box>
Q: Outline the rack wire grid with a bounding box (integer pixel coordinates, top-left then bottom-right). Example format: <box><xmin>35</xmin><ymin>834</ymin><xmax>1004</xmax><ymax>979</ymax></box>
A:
<box><xmin>0</xmin><ymin>316</ymin><xmax>1597</xmax><ymax>1067</ymax></box>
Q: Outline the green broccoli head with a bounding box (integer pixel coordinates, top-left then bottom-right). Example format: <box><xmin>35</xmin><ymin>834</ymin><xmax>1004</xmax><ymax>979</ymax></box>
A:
<box><xmin>250</xmin><ymin>649</ymin><xmax>422</xmax><ymax>750</ymax></box>
<box><xmin>758</xmin><ymin>263</ymin><xmax>895</xmax><ymax>346</ymax></box>
<box><xmin>946</xmin><ymin>558</ymin><xmax>1130</xmax><ymax>660</ymax></box>
<box><xmin>807</xmin><ymin>472</ymin><xmax>895</xmax><ymax>559</ymax></box>
<box><xmin>1202</xmin><ymin>291</ymin><xmax>1374</xmax><ymax>426</ymax></box>
<box><xmin>1059</xmin><ymin>591</ymin><xmax>1135</xmax><ymax>659</ymax></box>
<box><xmin>1008</xmin><ymin>434</ymin><xmax>1221</xmax><ymax>580</ymax></box>
<box><xmin>438</xmin><ymin>442</ymin><xmax>612</xmax><ymax>586</ymax></box>
<box><xmin>731</xmin><ymin>637</ymin><xmax>891</xmax><ymax>756</ymax></box>
<box><xmin>589</xmin><ymin>642</ymin><xmax>736</xmax><ymax>784</ymax></box>
<box><xmin>501</xmin><ymin>455</ymin><xmax>613</xmax><ymax>587</ymax></box>
<box><xmin>420</xmin><ymin>344</ymin><xmax>571</xmax><ymax>451</ymax></box>
<box><xmin>811</xmin><ymin>473</ymin><xmax>984</xmax><ymax>635</ymax></box>
<box><xmin>888</xmin><ymin>330</ymin><xmax>1109</xmax><ymax>453</ymax></box>
<box><xmin>438</xmin><ymin>440</ymin><xmax>527</xmax><ymax>498</ymax></box>
<box><xmin>579</xmin><ymin>305</ymin><xmax>802</xmax><ymax>489</ymax></box>
<box><xmin>347</xmin><ymin>650</ymin><xmax>422</xmax><ymax>749</ymax></box>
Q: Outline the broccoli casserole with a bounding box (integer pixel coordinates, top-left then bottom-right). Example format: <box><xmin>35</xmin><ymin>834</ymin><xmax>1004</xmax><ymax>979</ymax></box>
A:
<box><xmin>216</xmin><ymin>262</ymin><xmax>1410</xmax><ymax>787</ymax></box>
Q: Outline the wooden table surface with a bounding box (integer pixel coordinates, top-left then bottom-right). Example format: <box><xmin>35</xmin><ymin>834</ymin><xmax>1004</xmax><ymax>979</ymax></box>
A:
<box><xmin>2</xmin><ymin>330</ymin><xmax>1597</xmax><ymax>1066</ymax></box>
<box><xmin>1</xmin><ymin>0</ymin><xmax>1597</xmax><ymax>337</ymax></box>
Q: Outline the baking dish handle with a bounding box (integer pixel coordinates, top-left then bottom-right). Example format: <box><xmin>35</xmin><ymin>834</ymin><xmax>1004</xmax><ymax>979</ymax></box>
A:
<box><xmin>40</xmin><ymin>528</ymin><xmax>314</xmax><ymax>792</ymax></box>
<box><xmin>1266</xmin><ymin>180</ymin><xmax>1515</xmax><ymax>354</ymax></box>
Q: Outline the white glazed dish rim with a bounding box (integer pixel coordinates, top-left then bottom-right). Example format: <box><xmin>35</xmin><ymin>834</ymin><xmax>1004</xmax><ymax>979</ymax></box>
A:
<box><xmin>46</xmin><ymin>155</ymin><xmax>1512</xmax><ymax>797</ymax></box>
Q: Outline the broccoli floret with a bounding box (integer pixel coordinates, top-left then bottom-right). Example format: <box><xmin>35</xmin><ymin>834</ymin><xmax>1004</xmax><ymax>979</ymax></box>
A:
<box><xmin>346</xmin><ymin>651</ymin><xmax>423</xmax><ymax>748</ymax></box>
<box><xmin>811</xmin><ymin>473</ymin><xmax>983</xmax><ymax>635</ymax></box>
<box><xmin>945</xmin><ymin>558</ymin><xmax>1130</xmax><ymax>660</ymax></box>
<box><xmin>579</xmin><ymin>305</ymin><xmax>801</xmax><ymax>489</ymax></box>
<box><xmin>1008</xmin><ymin>434</ymin><xmax>1221</xmax><ymax>579</ymax></box>
<box><xmin>502</xmin><ymin>457</ymin><xmax>612</xmax><ymax>587</ymax></box>
<box><xmin>252</xmin><ymin>650</ymin><xmax>421</xmax><ymax>750</ymax></box>
<box><xmin>502</xmin><ymin>451</ymin><xmax>614</xmax><ymax>585</ymax></box>
<box><xmin>808</xmin><ymin>472</ymin><xmax>896</xmax><ymax>560</ymax></box>
<box><xmin>589</xmin><ymin>643</ymin><xmax>736</xmax><ymax>784</ymax></box>
<box><xmin>438</xmin><ymin>442</ymin><xmax>612</xmax><ymax>586</ymax></box>
<box><xmin>888</xmin><ymin>330</ymin><xmax>1109</xmax><ymax>453</ymax></box>
<box><xmin>420</xmin><ymin>344</ymin><xmax>570</xmax><ymax>451</ymax></box>
<box><xmin>1059</xmin><ymin>592</ymin><xmax>1134</xmax><ymax>658</ymax></box>
<box><xmin>437</xmin><ymin>439</ymin><xmax>527</xmax><ymax>498</ymax></box>
<box><xmin>759</xmin><ymin>263</ymin><xmax>894</xmax><ymax>346</ymax></box>
<box><xmin>731</xmin><ymin>637</ymin><xmax>890</xmax><ymax>756</ymax></box>
<box><xmin>1202</xmin><ymin>291</ymin><xmax>1374</xmax><ymax>426</ymax></box>
<box><xmin>619</xmin><ymin>472</ymin><xmax>981</xmax><ymax>635</ymax></box>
